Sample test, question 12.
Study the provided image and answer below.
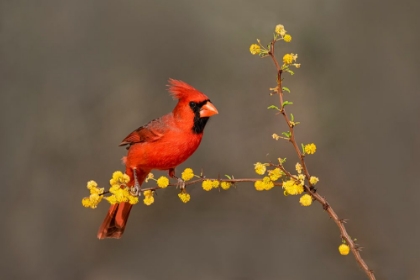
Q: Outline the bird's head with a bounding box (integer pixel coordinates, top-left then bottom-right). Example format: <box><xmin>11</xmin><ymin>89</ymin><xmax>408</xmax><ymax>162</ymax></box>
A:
<box><xmin>168</xmin><ymin>79</ymin><xmax>218</xmax><ymax>134</ymax></box>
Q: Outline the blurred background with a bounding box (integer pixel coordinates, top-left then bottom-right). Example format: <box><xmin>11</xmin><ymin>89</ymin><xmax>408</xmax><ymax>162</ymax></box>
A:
<box><xmin>1</xmin><ymin>0</ymin><xmax>419</xmax><ymax>279</ymax></box>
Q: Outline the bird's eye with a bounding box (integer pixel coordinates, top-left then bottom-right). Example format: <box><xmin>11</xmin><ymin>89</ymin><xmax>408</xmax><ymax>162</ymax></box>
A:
<box><xmin>189</xmin><ymin>101</ymin><xmax>197</xmax><ymax>108</ymax></box>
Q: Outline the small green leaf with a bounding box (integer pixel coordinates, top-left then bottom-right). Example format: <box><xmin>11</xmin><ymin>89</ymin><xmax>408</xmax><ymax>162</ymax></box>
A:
<box><xmin>282</xmin><ymin>87</ymin><xmax>290</xmax><ymax>93</ymax></box>
<box><xmin>267</xmin><ymin>105</ymin><xmax>280</xmax><ymax>111</ymax></box>
<box><xmin>284</xmin><ymin>68</ymin><xmax>295</xmax><ymax>75</ymax></box>
<box><xmin>281</xmin><ymin>131</ymin><xmax>291</xmax><ymax>138</ymax></box>
<box><xmin>224</xmin><ymin>175</ymin><xmax>232</xmax><ymax>180</ymax></box>
<box><xmin>282</xmin><ymin>101</ymin><xmax>293</xmax><ymax>107</ymax></box>
<box><xmin>290</xmin><ymin>113</ymin><xmax>294</xmax><ymax>121</ymax></box>
<box><xmin>301</xmin><ymin>143</ymin><xmax>305</xmax><ymax>154</ymax></box>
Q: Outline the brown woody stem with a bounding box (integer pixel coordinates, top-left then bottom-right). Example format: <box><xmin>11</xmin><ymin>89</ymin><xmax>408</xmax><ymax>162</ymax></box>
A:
<box><xmin>267</xmin><ymin>39</ymin><xmax>376</xmax><ymax>280</ymax></box>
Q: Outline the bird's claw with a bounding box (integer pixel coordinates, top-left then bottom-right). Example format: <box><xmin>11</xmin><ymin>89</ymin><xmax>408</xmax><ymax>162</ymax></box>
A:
<box><xmin>177</xmin><ymin>178</ymin><xmax>186</xmax><ymax>190</ymax></box>
<box><xmin>130</xmin><ymin>167</ymin><xmax>142</xmax><ymax>196</ymax></box>
<box><xmin>130</xmin><ymin>184</ymin><xmax>141</xmax><ymax>196</ymax></box>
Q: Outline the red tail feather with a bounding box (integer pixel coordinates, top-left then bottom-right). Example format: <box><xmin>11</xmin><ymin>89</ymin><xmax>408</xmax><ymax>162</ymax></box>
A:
<box><xmin>97</xmin><ymin>168</ymin><xmax>149</xmax><ymax>239</ymax></box>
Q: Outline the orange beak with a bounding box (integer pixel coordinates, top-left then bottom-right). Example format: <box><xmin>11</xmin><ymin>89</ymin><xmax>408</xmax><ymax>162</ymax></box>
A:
<box><xmin>200</xmin><ymin>102</ymin><xmax>218</xmax><ymax>118</ymax></box>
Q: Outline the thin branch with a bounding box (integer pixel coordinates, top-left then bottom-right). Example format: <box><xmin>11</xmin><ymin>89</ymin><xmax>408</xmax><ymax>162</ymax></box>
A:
<box><xmin>268</xmin><ymin>38</ymin><xmax>376</xmax><ymax>280</ymax></box>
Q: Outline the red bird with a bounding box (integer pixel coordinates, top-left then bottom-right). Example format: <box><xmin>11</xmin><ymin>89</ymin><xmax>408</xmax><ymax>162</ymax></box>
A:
<box><xmin>97</xmin><ymin>79</ymin><xmax>218</xmax><ymax>239</ymax></box>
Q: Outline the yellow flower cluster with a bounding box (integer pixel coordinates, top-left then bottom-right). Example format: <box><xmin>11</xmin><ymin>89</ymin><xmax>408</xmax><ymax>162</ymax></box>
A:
<box><xmin>109</xmin><ymin>171</ymin><xmax>130</xmax><ymax>186</ymax></box>
<box><xmin>254</xmin><ymin>162</ymin><xmax>266</xmax><ymax>175</ymax></box>
<box><xmin>295</xmin><ymin>163</ymin><xmax>302</xmax><ymax>174</ymax></box>
<box><xmin>143</xmin><ymin>190</ymin><xmax>154</xmax><ymax>206</ymax></box>
<box><xmin>297</xmin><ymin>174</ymin><xmax>306</xmax><ymax>185</ymax></box>
<box><xmin>249</xmin><ymin>44</ymin><xmax>261</xmax><ymax>55</ymax></box>
<box><xmin>282</xmin><ymin>179</ymin><xmax>304</xmax><ymax>195</ymax></box>
<box><xmin>309</xmin><ymin>176</ymin><xmax>319</xmax><ymax>185</ymax></box>
<box><xmin>338</xmin><ymin>243</ymin><xmax>350</xmax><ymax>255</ymax></box>
<box><xmin>254</xmin><ymin>176</ymin><xmax>275</xmax><ymax>191</ymax></box>
<box><xmin>283</xmin><ymin>34</ymin><xmax>292</xmax><ymax>42</ymax></box>
<box><xmin>145</xmin><ymin>172</ymin><xmax>154</xmax><ymax>182</ymax></box>
<box><xmin>221</xmin><ymin>181</ymin><xmax>232</xmax><ymax>190</ymax></box>
<box><xmin>202</xmin><ymin>179</ymin><xmax>220</xmax><ymax>191</ymax></box>
<box><xmin>157</xmin><ymin>176</ymin><xmax>169</xmax><ymax>188</ymax></box>
<box><xmin>304</xmin><ymin>143</ymin><xmax>317</xmax><ymax>155</ymax></box>
<box><xmin>181</xmin><ymin>168</ymin><xmax>195</xmax><ymax>181</ymax></box>
<box><xmin>178</xmin><ymin>191</ymin><xmax>191</xmax><ymax>203</ymax></box>
<box><xmin>268</xmin><ymin>168</ymin><xmax>283</xmax><ymax>181</ymax></box>
<box><xmin>105</xmin><ymin>171</ymin><xmax>139</xmax><ymax>205</ymax></box>
<box><xmin>275</xmin><ymin>24</ymin><xmax>287</xmax><ymax>36</ymax></box>
<box><xmin>283</xmin><ymin>53</ymin><xmax>298</xmax><ymax>65</ymax></box>
<box><xmin>299</xmin><ymin>194</ymin><xmax>312</xmax><ymax>206</ymax></box>
<box><xmin>81</xmin><ymin>180</ymin><xmax>104</xmax><ymax>209</ymax></box>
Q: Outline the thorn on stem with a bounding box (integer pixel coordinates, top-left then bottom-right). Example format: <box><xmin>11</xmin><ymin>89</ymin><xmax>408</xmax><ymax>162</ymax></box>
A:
<box><xmin>323</xmin><ymin>203</ymin><xmax>330</xmax><ymax>210</ymax></box>
<box><xmin>340</xmin><ymin>218</ymin><xmax>349</xmax><ymax>224</ymax></box>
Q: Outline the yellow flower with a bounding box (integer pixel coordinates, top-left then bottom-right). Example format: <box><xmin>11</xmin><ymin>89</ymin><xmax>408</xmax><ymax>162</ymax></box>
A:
<box><xmin>112</xmin><ymin>171</ymin><xmax>123</xmax><ymax>179</ymax></box>
<box><xmin>109</xmin><ymin>184</ymin><xmax>121</xmax><ymax>194</ymax></box>
<box><xmin>295</xmin><ymin>163</ymin><xmax>302</xmax><ymax>174</ymax></box>
<box><xmin>275</xmin><ymin>24</ymin><xmax>287</xmax><ymax>36</ymax></box>
<box><xmin>339</xmin><ymin>244</ymin><xmax>350</xmax><ymax>255</ymax></box>
<box><xmin>212</xmin><ymin>180</ymin><xmax>220</xmax><ymax>188</ymax></box>
<box><xmin>282</xmin><ymin>180</ymin><xmax>304</xmax><ymax>195</ymax></box>
<box><xmin>114</xmin><ymin>189</ymin><xmax>130</xmax><ymax>203</ymax></box>
<box><xmin>297</xmin><ymin>174</ymin><xmax>306</xmax><ymax>185</ymax></box>
<box><xmin>145</xmin><ymin>172</ymin><xmax>154</xmax><ymax>183</ymax></box>
<box><xmin>283</xmin><ymin>54</ymin><xmax>294</xmax><ymax>65</ymax></box>
<box><xmin>221</xmin><ymin>182</ymin><xmax>231</xmax><ymax>190</ymax></box>
<box><xmin>81</xmin><ymin>197</ymin><xmax>91</xmax><ymax>208</ymax></box>
<box><xmin>89</xmin><ymin>185</ymin><xmax>104</xmax><ymax>195</ymax></box>
<box><xmin>178</xmin><ymin>192</ymin><xmax>191</xmax><ymax>203</ymax></box>
<box><xmin>304</xmin><ymin>143</ymin><xmax>317</xmax><ymax>155</ymax></box>
<box><xmin>249</xmin><ymin>44</ymin><xmax>261</xmax><ymax>55</ymax></box>
<box><xmin>87</xmin><ymin>180</ymin><xmax>98</xmax><ymax>190</ymax></box>
<box><xmin>142</xmin><ymin>190</ymin><xmax>154</xmax><ymax>205</ymax></box>
<box><xmin>262</xmin><ymin>176</ymin><xmax>274</xmax><ymax>190</ymax></box>
<box><xmin>254</xmin><ymin>180</ymin><xmax>264</xmax><ymax>191</ymax></box>
<box><xmin>268</xmin><ymin>168</ymin><xmax>282</xmax><ymax>181</ymax></box>
<box><xmin>272</xmin><ymin>133</ymin><xmax>280</xmax><ymax>140</ymax></box>
<box><xmin>181</xmin><ymin>168</ymin><xmax>194</xmax><ymax>181</ymax></box>
<box><xmin>309</xmin><ymin>176</ymin><xmax>319</xmax><ymax>185</ymax></box>
<box><xmin>88</xmin><ymin>193</ymin><xmax>102</xmax><ymax>209</ymax></box>
<box><xmin>299</xmin><ymin>194</ymin><xmax>312</xmax><ymax>206</ymax></box>
<box><xmin>110</xmin><ymin>171</ymin><xmax>123</xmax><ymax>185</ymax></box>
<box><xmin>129</xmin><ymin>195</ymin><xmax>139</xmax><ymax>205</ymax></box>
<box><xmin>104</xmin><ymin>195</ymin><xmax>118</xmax><ymax>205</ymax></box>
<box><xmin>254</xmin><ymin>162</ymin><xmax>266</xmax><ymax>175</ymax></box>
<box><xmin>157</xmin><ymin>176</ymin><xmax>169</xmax><ymax>188</ymax></box>
<box><xmin>293</xmin><ymin>63</ymin><xmax>301</xmax><ymax>68</ymax></box>
<box><xmin>283</xmin><ymin>34</ymin><xmax>292</xmax><ymax>42</ymax></box>
<box><xmin>202</xmin><ymin>179</ymin><xmax>213</xmax><ymax>191</ymax></box>
<box><xmin>109</xmin><ymin>171</ymin><xmax>130</xmax><ymax>185</ymax></box>
<box><xmin>143</xmin><ymin>196</ymin><xmax>154</xmax><ymax>206</ymax></box>
<box><xmin>122</xmin><ymin>174</ymin><xmax>130</xmax><ymax>184</ymax></box>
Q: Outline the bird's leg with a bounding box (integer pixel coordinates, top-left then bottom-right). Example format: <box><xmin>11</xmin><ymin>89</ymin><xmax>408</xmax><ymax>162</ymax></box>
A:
<box><xmin>169</xmin><ymin>168</ymin><xmax>185</xmax><ymax>190</ymax></box>
<box><xmin>130</xmin><ymin>168</ymin><xmax>142</xmax><ymax>196</ymax></box>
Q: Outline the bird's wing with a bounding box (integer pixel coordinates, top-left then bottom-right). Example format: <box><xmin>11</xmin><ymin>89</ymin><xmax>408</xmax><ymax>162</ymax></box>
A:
<box><xmin>119</xmin><ymin>117</ymin><xmax>170</xmax><ymax>146</ymax></box>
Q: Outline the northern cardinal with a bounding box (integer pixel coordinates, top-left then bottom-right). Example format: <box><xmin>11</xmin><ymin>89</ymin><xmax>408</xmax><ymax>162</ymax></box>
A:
<box><xmin>97</xmin><ymin>79</ymin><xmax>218</xmax><ymax>239</ymax></box>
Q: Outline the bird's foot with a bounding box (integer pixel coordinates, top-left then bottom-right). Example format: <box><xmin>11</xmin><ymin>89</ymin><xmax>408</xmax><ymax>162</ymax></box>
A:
<box><xmin>168</xmin><ymin>168</ymin><xmax>185</xmax><ymax>189</ymax></box>
<box><xmin>130</xmin><ymin>168</ymin><xmax>142</xmax><ymax>197</ymax></box>
<box><xmin>130</xmin><ymin>184</ymin><xmax>142</xmax><ymax>196</ymax></box>
<box><xmin>177</xmin><ymin>177</ymin><xmax>186</xmax><ymax>190</ymax></box>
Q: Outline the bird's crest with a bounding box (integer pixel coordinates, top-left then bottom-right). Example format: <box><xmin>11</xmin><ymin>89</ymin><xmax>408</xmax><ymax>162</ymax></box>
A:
<box><xmin>167</xmin><ymin>79</ymin><xmax>206</xmax><ymax>100</ymax></box>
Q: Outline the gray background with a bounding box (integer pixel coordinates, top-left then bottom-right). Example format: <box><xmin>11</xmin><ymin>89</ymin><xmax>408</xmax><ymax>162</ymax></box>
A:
<box><xmin>1</xmin><ymin>0</ymin><xmax>419</xmax><ymax>279</ymax></box>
